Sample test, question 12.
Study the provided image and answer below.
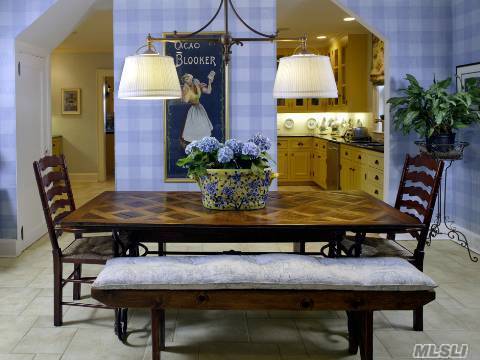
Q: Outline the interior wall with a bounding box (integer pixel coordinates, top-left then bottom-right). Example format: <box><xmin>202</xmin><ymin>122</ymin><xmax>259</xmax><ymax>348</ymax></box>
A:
<box><xmin>451</xmin><ymin>0</ymin><xmax>480</xmax><ymax>235</ymax></box>
<box><xmin>333</xmin><ymin>0</ymin><xmax>453</xmax><ymax>203</ymax></box>
<box><xmin>51</xmin><ymin>52</ymin><xmax>113</xmax><ymax>174</ymax></box>
<box><xmin>113</xmin><ymin>0</ymin><xmax>277</xmax><ymax>191</ymax></box>
<box><xmin>0</xmin><ymin>0</ymin><xmax>55</xmax><ymax>240</ymax></box>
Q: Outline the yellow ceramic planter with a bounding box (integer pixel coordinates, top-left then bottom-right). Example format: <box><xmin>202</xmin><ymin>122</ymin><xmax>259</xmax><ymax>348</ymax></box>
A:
<box><xmin>196</xmin><ymin>168</ymin><xmax>276</xmax><ymax>210</ymax></box>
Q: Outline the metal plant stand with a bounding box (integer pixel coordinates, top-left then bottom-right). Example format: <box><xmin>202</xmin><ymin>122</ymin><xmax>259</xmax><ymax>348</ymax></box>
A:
<box><xmin>415</xmin><ymin>141</ymin><xmax>478</xmax><ymax>262</ymax></box>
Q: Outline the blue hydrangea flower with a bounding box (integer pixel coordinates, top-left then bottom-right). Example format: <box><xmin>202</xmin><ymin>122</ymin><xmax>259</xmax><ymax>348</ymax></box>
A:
<box><xmin>232</xmin><ymin>173</ymin><xmax>242</xmax><ymax>183</ymax></box>
<box><xmin>185</xmin><ymin>140</ymin><xmax>199</xmax><ymax>155</ymax></box>
<box><xmin>205</xmin><ymin>181</ymin><xmax>217</xmax><ymax>196</ymax></box>
<box><xmin>241</xmin><ymin>142</ymin><xmax>260</xmax><ymax>158</ymax></box>
<box><xmin>217</xmin><ymin>146</ymin><xmax>234</xmax><ymax>163</ymax></box>
<box><xmin>222</xmin><ymin>186</ymin><xmax>234</xmax><ymax>198</ymax></box>
<box><xmin>249</xmin><ymin>133</ymin><xmax>272</xmax><ymax>151</ymax></box>
<box><xmin>225</xmin><ymin>139</ymin><xmax>243</xmax><ymax>155</ymax></box>
<box><xmin>197</xmin><ymin>137</ymin><xmax>220</xmax><ymax>153</ymax></box>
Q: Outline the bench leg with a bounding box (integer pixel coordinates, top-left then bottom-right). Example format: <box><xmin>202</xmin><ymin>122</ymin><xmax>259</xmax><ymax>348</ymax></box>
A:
<box><xmin>346</xmin><ymin>311</ymin><xmax>359</xmax><ymax>354</ymax></box>
<box><xmin>151</xmin><ymin>308</ymin><xmax>165</xmax><ymax>360</ymax></box>
<box><xmin>73</xmin><ymin>264</ymin><xmax>82</xmax><ymax>300</ymax></box>
<box><xmin>359</xmin><ymin>310</ymin><xmax>373</xmax><ymax>360</ymax></box>
<box><xmin>413</xmin><ymin>307</ymin><xmax>423</xmax><ymax>331</ymax></box>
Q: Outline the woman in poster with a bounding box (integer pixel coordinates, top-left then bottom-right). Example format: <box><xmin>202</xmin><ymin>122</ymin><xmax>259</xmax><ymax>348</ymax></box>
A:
<box><xmin>181</xmin><ymin>71</ymin><xmax>216</xmax><ymax>143</ymax></box>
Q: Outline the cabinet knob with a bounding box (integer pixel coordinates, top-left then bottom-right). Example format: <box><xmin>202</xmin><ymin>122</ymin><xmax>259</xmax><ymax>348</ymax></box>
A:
<box><xmin>374</xmin><ymin>189</ymin><xmax>379</xmax><ymax>195</ymax></box>
<box><xmin>277</xmin><ymin>142</ymin><xmax>281</xmax><ymax>146</ymax></box>
<box><xmin>375</xmin><ymin>175</ymin><xmax>379</xmax><ymax>180</ymax></box>
<box><xmin>358</xmin><ymin>155</ymin><xmax>362</xmax><ymax>160</ymax></box>
<box><xmin>285</xmin><ymin>153</ymin><xmax>288</xmax><ymax>157</ymax></box>
<box><xmin>345</xmin><ymin>152</ymin><xmax>349</xmax><ymax>155</ymax></box>
<box><xmin>298</xmin><ymin>142</ymin><xmax>303</xmax><ymax>146</ymax></box>
<box><xmin>375</xmin><ymin>160</ymin><xmax>379</xmax><ymax>165</ymax></box>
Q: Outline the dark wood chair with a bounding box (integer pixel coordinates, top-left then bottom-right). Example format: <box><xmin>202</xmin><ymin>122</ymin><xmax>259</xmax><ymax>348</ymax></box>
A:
<box><xmin>33</xmin><ymin>154</ymin><xmax>130</xmax><ymax>327</ymax></box>
<box><xmin>346</xmin><ymin>153</ymin><xmax>444</xmax><ymax>331</ymax></box>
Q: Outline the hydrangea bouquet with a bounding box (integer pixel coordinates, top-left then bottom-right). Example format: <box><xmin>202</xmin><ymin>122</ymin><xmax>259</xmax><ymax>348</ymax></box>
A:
<box><xmin>177</xmin><ymin>133</ymin><xmax>276</xmax><ymax>210</ymax></box>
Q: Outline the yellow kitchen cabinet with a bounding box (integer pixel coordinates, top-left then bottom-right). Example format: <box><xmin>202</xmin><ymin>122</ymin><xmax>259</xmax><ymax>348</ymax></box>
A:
<box><xmin>289</xmin><ymin>150</ymin><xmax>311</xmax><ymax>180</ymax></box>
<box><xmin>52</xmin><ymin>136</ymin><xmax>63</xmax><ymax>156</ymax></box>
<box><xmin>277</xmin><ymin>149</ymin><xmax>289</xmax><ymax>180</ymax></box>
<box><xmin>308</xmin><ymin>98</ymin><xmax>327</xmax><ymax>112</ymax></box>
<box><xmin>326</xmin><ymin>34</ymin><xmax>369</xmax><ymax>112</ymax></box>
<box><xmin>312</xmin><ymin>152</ymin><xmax>327</xmax><ymax>189</ymax></box>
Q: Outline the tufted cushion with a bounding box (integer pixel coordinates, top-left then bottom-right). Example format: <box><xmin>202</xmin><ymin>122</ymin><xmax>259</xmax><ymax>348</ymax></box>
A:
<box><xmin>92</xmin><ymin>254</ymin><xmax>436</xmax><ymax>291</ymax></box>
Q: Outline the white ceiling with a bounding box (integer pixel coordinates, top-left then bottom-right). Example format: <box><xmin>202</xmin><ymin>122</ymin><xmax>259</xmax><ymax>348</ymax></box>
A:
<box><xmin>54</xmin><ymin>0</ymin><xmax>113</xmax><ymax>53</ymax></box>
<box><xmin>277</xmin><ymin>0</ymin><xmax>369</xmax><ymax>48</ymax></box>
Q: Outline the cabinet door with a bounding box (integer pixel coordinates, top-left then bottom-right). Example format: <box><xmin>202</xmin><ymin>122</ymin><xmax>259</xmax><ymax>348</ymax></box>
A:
<box><xmin>276</xmin><ymin>98</ymin><xmax>292</xmax><ymax>113</ymax></box>
<box><xmin>340</xmin><ymin>158</ymin><xmax>351</xmax><ymax>190</ymax></box>
<box><xmin>289</xmin><ymin>150</ymin><xmax>311</xmax><ymax>180</ymax></box>
<box><xmin>351</xmin><ymin>162</ymin><xmax>362</xmax><ymax>190</ymax></box>
<box><xmin>277</xmin><ymin>150</ymin><xmax>290</xmax><ymax>180</ymax></box>
<box><xmin>318</xmin><ymin>154</ymin><xmax>327</xmax><ymax>189</ymax></box>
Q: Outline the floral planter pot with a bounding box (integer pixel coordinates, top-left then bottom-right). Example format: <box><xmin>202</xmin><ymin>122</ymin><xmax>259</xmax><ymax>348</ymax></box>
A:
<box><xmin>197</xmin><ymin>169</ymin><xmax>275</xmax><ymax>210</ymax></box>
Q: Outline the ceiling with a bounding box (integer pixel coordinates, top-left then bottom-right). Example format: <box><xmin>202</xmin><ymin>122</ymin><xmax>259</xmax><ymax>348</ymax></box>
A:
<box><xmin>277</xmin><ymin>0</ymin><xmax>369</xmax><ymax>48</ymax></box>
<box><xmin>54</xmin><ymin>0</ymin><xmax>112</xmax><ymax>53</ymax></box>
<box><xmin>53</xmin><ymin>0</ymin><xmax>367</xmax><ymax>53</ymax></box>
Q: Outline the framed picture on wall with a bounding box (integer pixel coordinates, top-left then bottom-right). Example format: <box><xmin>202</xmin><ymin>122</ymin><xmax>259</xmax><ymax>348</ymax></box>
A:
<box><xmin>456</xmin><ymin>62</ymin><xmax>480</xmax><ymax>112</ymax></box>
<box><xmin>61</xmin><ymin>88</ymin><xmax>81</xmax><ymax>115</ymax></box>
<box><xmin>164</xmin><ymin>32</ymin><xmax>229</xmax><ymax>182</ymax></box>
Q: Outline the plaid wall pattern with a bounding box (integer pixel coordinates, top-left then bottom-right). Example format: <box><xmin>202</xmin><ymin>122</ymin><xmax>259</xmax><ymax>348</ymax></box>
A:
<box><xmin>113</xmin><ymin>0</ymin><xmax>277</xmax><ymax>191</ymax></box>
<box><xmin>0</xmin><ymin>0</ymin><xmax>54</xmax><ymax>239</ymax></box>
<box><xmin>451</xmin><ymin>0</ymin><xmax>480</xmax><ymax>234</ymax></box>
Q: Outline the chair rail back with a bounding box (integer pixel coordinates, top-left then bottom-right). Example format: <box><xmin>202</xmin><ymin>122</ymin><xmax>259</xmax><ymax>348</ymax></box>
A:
<box><xmin>393</xmin><ymin>154</ymin><xmax>444</xmax><ymax>261</ymax></box>
<box><xmin>33</xmin><ymin>155</ymin><xmax>76</xmax><ymax>251</ymax></box>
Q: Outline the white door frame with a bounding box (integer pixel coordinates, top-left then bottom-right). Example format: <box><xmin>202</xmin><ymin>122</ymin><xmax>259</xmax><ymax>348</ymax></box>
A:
<box><xmin>96</xmin><ymin>69</ymin><xmax>113</xmax><ymax>182</ymax></box>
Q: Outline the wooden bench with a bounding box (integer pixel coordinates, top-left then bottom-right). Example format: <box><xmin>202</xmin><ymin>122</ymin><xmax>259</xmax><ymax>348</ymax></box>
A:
<box><xmin>91</xmin><ymin>254</ymin><xmax>436</xmax><ymax>360</ymax></box>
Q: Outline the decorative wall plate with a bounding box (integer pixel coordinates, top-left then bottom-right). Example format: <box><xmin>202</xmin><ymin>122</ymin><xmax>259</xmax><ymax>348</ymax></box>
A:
<box><xmin>284</xmin><ymin>118</ymin><xmax>294</xmax><ymax>129</ymax></box>
<box><xmin>307</xmin><ymin>118</ymin><xmax>318</xmax><ymax>130</ymax></box>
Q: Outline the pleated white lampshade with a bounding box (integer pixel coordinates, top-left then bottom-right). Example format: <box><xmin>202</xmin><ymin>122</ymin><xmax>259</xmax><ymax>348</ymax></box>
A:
<box><xmin>118</xmin><ymin>53</ymin><xmax>181</xmax><ymax>100</ymax></box>
<box><xmin>273</xmin><ymin>54</ymin><xmax>338</xmax><ymax>99</ymax></box>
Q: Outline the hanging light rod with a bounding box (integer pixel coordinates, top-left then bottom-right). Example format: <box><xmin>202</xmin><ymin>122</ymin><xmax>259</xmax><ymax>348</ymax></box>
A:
<box><xmin>118</xmin><ymin>0</ymin><xmax>338</xmax><ymax>100</ymax></box>
<box><xmin>143</xmin><ymin>0</ymin><xmax>306</xmax><ymax>64</ymax></box>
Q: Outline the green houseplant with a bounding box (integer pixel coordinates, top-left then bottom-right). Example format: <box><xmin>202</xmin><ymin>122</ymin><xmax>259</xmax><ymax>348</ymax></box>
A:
<box><xmin>177</xmin><ymin>133</ymin><xmax>276</xmax><ymax>210</ymax></box>
<box><xmin>387</xmin><ymin>74</ymin><xmax>480</xmax><ymax>151</ymax></box>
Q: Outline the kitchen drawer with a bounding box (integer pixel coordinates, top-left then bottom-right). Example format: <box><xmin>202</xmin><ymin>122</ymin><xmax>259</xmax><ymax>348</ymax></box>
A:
<box><xmin>340</xmin><ymin>145</ymin><xmax>356</xmax><ymax>160</ymax></box>
<box><xmin>313</xmin><ymin>139</ymin><xmax>327</xmax><ymax>153</ymax></box>
<box><xmin>366</xmin><ymin>151</ymin><xmax>384</xmax><ymax>170</ymax></box>
<box><xmin>365</xmin><ymin>166</ymin><xmax>384</xmax><ymax>189</ymax></box>
<box><xmin>366</xmin><ymin>183</ymin><xmax>384</xmax><ymax>200</ymax></box>
<box><xmin>288</xmin><ymin>137</ymin><xmax>312</xmax><ymax>149</ymax></box>
<box><xmin>277</xmin><ymin>139</ymin><xmax>288</xmax><ymax>149</ymax></box>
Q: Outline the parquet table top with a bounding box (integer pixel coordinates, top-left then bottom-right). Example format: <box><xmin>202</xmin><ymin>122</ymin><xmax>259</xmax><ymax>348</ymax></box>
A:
<box><xmin>60</xmin><ymin>191</ymin><xmax>423</xmax><ymax>233</ymax></box>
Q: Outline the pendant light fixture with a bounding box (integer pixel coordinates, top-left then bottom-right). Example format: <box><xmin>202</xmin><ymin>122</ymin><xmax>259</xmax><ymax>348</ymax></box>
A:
<box><xmin>273</xmin><ymin>39</ymin><xmax>338</xmax><ymax>99</ymax></box>
<box><xmin>118</xmin><ymin>0</ymin><xmax>338</xmax><ymax>100</ymax></box>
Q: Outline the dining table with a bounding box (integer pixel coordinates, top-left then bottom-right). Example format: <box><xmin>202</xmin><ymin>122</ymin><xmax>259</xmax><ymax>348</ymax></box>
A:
<box><xmin>60</xmin><ymin>189</ymin><xmax>424</xmax><ymax>340</ymax></box>
<box><xmin>60</xmin><ymin>190</ymin><xmax>424</xmax><ymax>257</ymax></box>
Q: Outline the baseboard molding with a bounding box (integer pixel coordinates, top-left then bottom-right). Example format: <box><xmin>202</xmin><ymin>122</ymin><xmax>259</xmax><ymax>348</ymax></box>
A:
<box><xmin>0</xmin><ymin>239</ymin><xmax>19</xmax><ymax>257</ymax></box>
<box><xmin>70</xmin><ymin>172</ymin><xmax>98</xmax><ymax>182</ymax></box>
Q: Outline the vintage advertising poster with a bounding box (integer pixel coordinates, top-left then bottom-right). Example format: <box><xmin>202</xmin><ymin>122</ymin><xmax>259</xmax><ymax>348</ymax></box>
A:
<box><xmin>164</xmin><ymin>33</ymin><xmax>228</xmax><ymax>182</ymax></box>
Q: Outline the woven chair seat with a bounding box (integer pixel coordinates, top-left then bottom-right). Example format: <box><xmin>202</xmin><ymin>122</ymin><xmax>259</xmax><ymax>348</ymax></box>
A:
<box><xmin>63</xmin><ymin>236</ymin><xmax>117</xmax><ymax>260</ymax></box>
<box><xmin>344</xmin><ymin>235</ymin><xmax>413</xmax><ymax>258</ymax></box>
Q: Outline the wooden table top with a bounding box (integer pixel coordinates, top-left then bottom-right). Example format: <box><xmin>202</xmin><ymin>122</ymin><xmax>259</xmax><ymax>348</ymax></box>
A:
<box><xmin>60</xmin><ymin>191</ymin><xmax>423</xmax><ymax>233</ymax></box>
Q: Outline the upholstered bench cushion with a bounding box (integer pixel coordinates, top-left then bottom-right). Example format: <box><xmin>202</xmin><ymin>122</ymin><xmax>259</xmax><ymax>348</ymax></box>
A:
<box><xmin>92</xmin><ymin>254</ymin><xmax>436</xmax><ymax>292</ymax></box>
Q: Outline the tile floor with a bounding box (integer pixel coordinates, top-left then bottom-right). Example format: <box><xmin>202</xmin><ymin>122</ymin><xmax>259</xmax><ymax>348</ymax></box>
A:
<box><xmin>0</xmin><ymin>181</ymin><xmax>479</xmax><ymax>359</ymax></box>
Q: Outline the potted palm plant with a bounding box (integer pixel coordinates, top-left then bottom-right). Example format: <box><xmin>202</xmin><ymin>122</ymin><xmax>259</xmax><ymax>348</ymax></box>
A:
<box><xmin>177</xmin><ymin>133</ymin><xmax>276</xmax><ymax>210</ymax></box>
<box><xmin>387</xmin><ymin>74</ymin><xmax>480</xmax><ymax>151</ymax></box>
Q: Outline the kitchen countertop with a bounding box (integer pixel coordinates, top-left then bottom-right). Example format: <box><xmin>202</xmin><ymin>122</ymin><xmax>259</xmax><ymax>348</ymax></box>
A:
<box><xmin>278</xmin><ymin>134</ymin><xmax>384</xmax><ymax>153</ymax></box>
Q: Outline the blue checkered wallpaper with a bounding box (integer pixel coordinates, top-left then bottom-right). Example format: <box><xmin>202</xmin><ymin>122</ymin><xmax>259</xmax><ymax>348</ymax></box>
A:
<box><xmin>0</xmin><ymin>0</ymin><xmax>54</xmax><ymax>239</ymax></box>
<box><xmin>451</xmin><ymin>0</ymin><xmax>480</xmax><ymax>234</ymax></box>
<box><xmin>113</xmin><ymin>0</ymin><xmax>277</xmax><ymax>191</ymax></box>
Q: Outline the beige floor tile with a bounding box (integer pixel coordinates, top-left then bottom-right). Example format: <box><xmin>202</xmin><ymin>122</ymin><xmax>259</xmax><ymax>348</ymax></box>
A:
<box><xmin>12</xmin><ymin>327</ymin><xmax>77</xmax><ymax>354</ymax></box>
<box><xmin>62</xmin><ymin>327</ymin><xmax>147</xmax><ymax>360</ymax></box>
<box><xmin>21</xmin><ymin>297</ymin><xmax>67</xmax><ymax>317</ymax></box>
<box><xmin>0</xmin><ymin>288</ymin><xmax>41</xmax><ymax>316</ymax></box>
<box><xmin>375</xmin><ymin>329</ymin><xmax>435</xmax><ymax>359</ymax></box>
<box><xmin>0</xmin><ymin>315</ymin><xmax>38</xmax><ymax>353</ymax></box>
<box><xmin>425</xmin><ymin>330</ymin><xmax>480</xmax><ymax>359</ymax></box>
<box><xmin>198</xmin><ymin>342</ymin><xmax>280</xmax><ymax>360</ymax></box>
<box><xmin>0</xmin><ymin>355</ymin><xmax>35</xmax><ymax>360</ymax></box>
<box><xmin>247</xmin><ymin>318</ymin><xmax>303</xmax><ymax>345</ymax></box>
<box><xmin>33</xmin><ymin>355</ymin><xmax>61</xmax><ymax>360</ymax></box>
<box><xmin>174</xmin><ymin>316</ymin><xmax>249</xmax><ymax>343</ymax></box>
